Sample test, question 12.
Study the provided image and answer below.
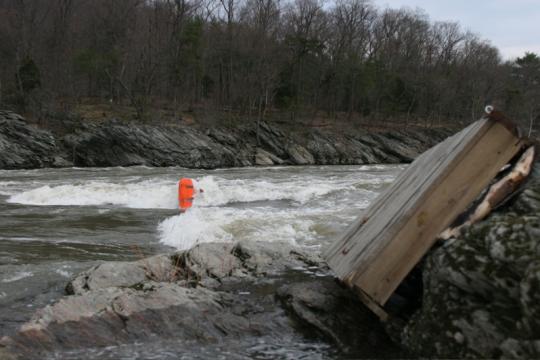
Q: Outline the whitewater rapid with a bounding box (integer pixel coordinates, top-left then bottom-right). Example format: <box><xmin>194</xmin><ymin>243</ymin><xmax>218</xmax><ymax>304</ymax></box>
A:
<box><xmin>1</xmin><ymin>166</ymin><xmax>402</xmax><ymax>251</ymax></box>
<box><xmin>0</xmin><ymin>164</ymin><xmax>408</xmax><ymax>344</ymax></box>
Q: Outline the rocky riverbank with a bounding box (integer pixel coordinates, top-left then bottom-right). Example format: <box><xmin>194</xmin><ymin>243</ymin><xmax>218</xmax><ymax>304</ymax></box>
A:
<box><xmin>0</xmin><ymin>110</ymin><xmax>453</xmax><ymax>170</ymax></box>
<box><xmin>1</xmin><ymin>167</ymin><xmax>539</xmax><ymax>359</ymax></box>
<box><xmin>0</xmin><ymin>241</ymin><xmax>402</xmax><ymax>359</ymax></box>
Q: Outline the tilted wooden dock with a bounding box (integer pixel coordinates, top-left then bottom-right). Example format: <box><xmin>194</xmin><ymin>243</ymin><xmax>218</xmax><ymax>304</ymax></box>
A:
<box><xmin>324</xmin><ymin>116</ymin><xmax>525</xmax><ymax>319</ymax></box>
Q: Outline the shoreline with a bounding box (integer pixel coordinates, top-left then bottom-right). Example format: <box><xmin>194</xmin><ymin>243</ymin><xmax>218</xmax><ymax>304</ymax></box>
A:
<box><xmin>1</xmin><ymin>110</ymin><xmax>454</xmax><ymax>170</ymax></box>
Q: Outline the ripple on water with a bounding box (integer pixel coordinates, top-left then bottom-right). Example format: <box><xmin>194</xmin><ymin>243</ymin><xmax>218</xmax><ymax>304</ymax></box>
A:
<box><xmin>1</xmin><ymin>271</ymin><xmax>33</xmax><ymax>283</ymax></box>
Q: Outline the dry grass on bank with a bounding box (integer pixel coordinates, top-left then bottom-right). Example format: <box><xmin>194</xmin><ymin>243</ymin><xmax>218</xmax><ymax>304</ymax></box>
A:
<box><xmin>18</xmin><ymin>98</ymin><xmax>464</xmax><ymax>134</ymax></box>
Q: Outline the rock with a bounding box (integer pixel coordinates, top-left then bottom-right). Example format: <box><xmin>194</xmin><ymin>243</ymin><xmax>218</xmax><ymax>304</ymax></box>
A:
<box><xmin>171</xmin><ymin>240</ymin><xmax>324</xmax><ymax>285</ymax></box>
<box><xmin>66</xmin><ymin>254</ymin><xmax>175</xmax><ymax>295</ymax></box>
<box><xmin>400</xmin><ymin>165</ymin><xmax>540</xmax><ymax>359</ymax></box>
<box><xmin>287</xmin><ymin>144</ymin><xmax>315</xmax><ymax>165</ymax></box>
<box><xmin>0</xmin><ymin>110</ymin><xmax>453</xmax><ymax>170</ymax></box>
<box><xmin>255</xmin><ymin>148</ymin><xmax>275</xmax><ymax>165</ymax></box>
<box><xmin>2</xmin><ymin>241</ymin><xmax>395</xmax><ymax>359</ymax></box>
<box><xmin>206</xmin><ymin>128</ymin><xmax>238</xmax><ymax>146</ymax></box>
<box><xmin>0</xmin><ymin>113</ymin><xmax>61</xmax><ymax>169</ymax></box>
<box><xmin>51</xmin><ymin>155</ymin><xmax>73</xmax><ymax>167</ymax></box>
<box><xmin>60</xmin><ymin>121</ymin><xmax>247</xmax><ymax>168</ymax></box>
<box><xmin>277</xmin><ymin>278</ymin><xmax>403</xmax><ymax>357</ymax></box>
<box><xmin>0</xmin><ymin>110</ymin><xmax>25</xmax><ymax>122</ymax></box>
<box><xmin>302</xmin><ymin>129</ymin><xmax>419</xmax><ymax>165</ymax></box>
<box><xmin>255</xmin><ymin>122</ymin><xmax>289</xmax><ymax>158</ymax></box>
<box><xmin>231</xmin><ymin>240</ymin><xmax>322</xmax><ymax>275</ymax></box>
<box><xmin>304</xmin><ymin>130</ymin><xmax>344</xmax><ymax>164</ymax></box>
<box><xmin>174</xmin><ymin>242</ymin><xmax>244</xmax><ymax>283</ymax></box>
<box><xmin>364</xmin><ymin>133</ymin><xmax>417</xmax><ymax>162</ymax></box>
<box><xmin>1</xmin><ymin>284</ymin><xmax>271</xmax><ymax>355</ymax></box>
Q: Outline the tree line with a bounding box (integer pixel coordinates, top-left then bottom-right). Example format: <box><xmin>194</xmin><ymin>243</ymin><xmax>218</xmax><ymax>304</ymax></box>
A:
<box><xmin>0</xmin><ymin>0</ymin><xmax>538</xmax><ymax>132</ymax></box>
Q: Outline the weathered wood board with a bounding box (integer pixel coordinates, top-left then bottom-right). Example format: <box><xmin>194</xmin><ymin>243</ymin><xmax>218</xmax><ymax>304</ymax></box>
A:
<box><xmin>324</xmin><ymin>118</ymin><xmax>524</xmax><ymax>312</ymax></box>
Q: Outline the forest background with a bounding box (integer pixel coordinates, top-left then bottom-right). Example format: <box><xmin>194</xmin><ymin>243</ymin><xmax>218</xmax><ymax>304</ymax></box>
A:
<box><xmin>0</xmin><ymin>0</ymin><xmax>538</xmax><ymax>134</ymax></box>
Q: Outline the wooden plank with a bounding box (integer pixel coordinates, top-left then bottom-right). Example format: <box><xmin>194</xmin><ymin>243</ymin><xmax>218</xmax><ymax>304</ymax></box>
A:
<box><xmin>324</xmin><ymin>120</ymin><xmax>487</xmax><ymax>270</ymax></box>
<box><xmin>324</xmin><ymin>118</ymin><xmax>524</xmax><ymax>308</ymax></box>
<box><xmin>324</xmin><ymin>119</ymin><xmax>489</xmax><ymax>277</ymax></box>
<box><xmin>346</xmin><ymin>121</ymin><xmax>492</xmax><ymax>275</ymax></box>
<box><xmin>353</xmin><ymin>123</ymin><xmax>523</xmax><ymax>303</ymax></box>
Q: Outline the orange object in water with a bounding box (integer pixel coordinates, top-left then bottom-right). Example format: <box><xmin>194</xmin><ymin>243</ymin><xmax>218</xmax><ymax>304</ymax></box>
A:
<box><xmin>178</xmin><ymin>178</ymin><xmax>195</xmax><ymax>211</ymax></box>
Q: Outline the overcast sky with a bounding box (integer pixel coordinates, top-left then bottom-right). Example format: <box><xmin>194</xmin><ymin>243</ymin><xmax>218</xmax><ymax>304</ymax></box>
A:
<box><xmin>378</xmin><ymin>0</ymin><xmax>540</xmax><ymax>60</ymax></box>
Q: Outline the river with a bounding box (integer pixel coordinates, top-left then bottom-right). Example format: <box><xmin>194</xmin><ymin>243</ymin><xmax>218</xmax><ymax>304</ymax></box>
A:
<box><xmin>0</xmin><ymin>165</ymin><xmax>403</xmax><ymax>358</ymax></box>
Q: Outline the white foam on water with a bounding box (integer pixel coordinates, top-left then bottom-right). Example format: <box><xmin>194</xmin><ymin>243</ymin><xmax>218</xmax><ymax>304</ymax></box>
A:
<box><xmin>6</xmin><ymin>175</ymin><xmax>375</xmax><ymax>209</ymax></box>
<box><xmin>156</xmin><ymin>205</ymin><xmax>342</xmax><ymax>250</ymax></box>
<box><xmin>3</xmin><ymin>166</ymin><xmax>400</xmax><ymax>252</ymax></box>
<box><xmin>8</xmin><ymin>180</ymin><xmax>178</xmax><ymax>209</ymax></box>
<box><xmin>0</xmin><ymin>236</ymin><xmax>40</xmax><ymax>242</ymax></box>
<box><xmin>157</xmin><ymin>208</ymin><xmax>233</xmax><ymax>250</ymax></box>
<box><xmin>55</xmin><ymin>269</ymin><xmax>72</xmax><ymax>278</ymax></box>
<box><xmin>0</xmin><ymin>181</ymin><xmax>21</xmax><ymax>195</ymax></box>
<box><xmin>195</xmin><ymin>176</ymin><xmax>346</xmax><ymax>206</ymax></box>
<box><xmin>2</xmin><ymin>271</ymin><xmax>33</xmax><ymax>283</ymax></box>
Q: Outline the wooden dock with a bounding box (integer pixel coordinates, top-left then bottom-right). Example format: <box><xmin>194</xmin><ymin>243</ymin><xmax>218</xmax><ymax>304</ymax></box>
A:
<box><xmin>324</xmin><ymin>116</ymin><xmax>525</xmax><ymax>319</ymax></box>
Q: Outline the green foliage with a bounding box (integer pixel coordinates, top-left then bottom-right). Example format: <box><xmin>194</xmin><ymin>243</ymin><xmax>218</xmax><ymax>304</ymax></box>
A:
<box><xmin>174</xmin><ymin>17</ymin><xmax>204</xmax><ymax>83</ymax></box>
<box><xmin>511</xmin><ymin>52</ymin><xmax>540</xmax><ymax>133</ymax></box>
<box><xmin>516</xmin><ymin>52</ymin><xmax>540</xmax><ymax>67</ymax></box>
<box><xmin>73</xmin><ymin>48</ymin><xmax>119</xmax><ymax>78</ymax></box>
<box><xmin>274</xmin><ymin>67</ymin><xmax>296</xmax><ymax>109</ymax></box>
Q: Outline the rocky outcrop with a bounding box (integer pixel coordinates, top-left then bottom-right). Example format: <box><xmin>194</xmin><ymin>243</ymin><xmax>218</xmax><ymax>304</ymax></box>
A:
<box><xmin>399</xmin><ymin>165</ymin><xmax>540</xmax><ymax>359</ymax></box>
<box><xmin>0</xmin><ymin>111</ymin><xmax>68</xmax><ymax>169</ymax></box>
<box><xmin>62</xmin><ymin>122</ymin><xmax>247</xmax><ymax>168</ymax></box>
<box><xmin>0</xmin><ymin>241</ymin><xmax>399</xmax><ymax>359</ymax></box>
<box><xmin>0</xmin><ymin>110</ymin><xmax>453</xmax><ymax>169</ymax></box>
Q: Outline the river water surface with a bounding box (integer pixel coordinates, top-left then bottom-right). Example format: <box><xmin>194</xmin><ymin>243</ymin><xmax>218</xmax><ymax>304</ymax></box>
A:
<box><xmin>0</xmin><ymin>165</ymin><xmax>404</xmax><ymax>358</ymax></box>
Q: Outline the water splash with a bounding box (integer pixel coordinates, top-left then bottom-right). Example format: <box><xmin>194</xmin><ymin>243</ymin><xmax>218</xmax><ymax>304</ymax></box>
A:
<box><xmin>7</xmin><ymin>175</ymin><xmax>380</xmax><ymax>209</ymax></box>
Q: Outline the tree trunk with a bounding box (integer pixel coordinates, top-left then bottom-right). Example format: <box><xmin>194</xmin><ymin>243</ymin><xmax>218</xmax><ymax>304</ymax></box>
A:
<box><xmin>528</xmin><ymin>109</ymin><xmax>535</xmax><ymax>138</ymax></box>
<box><xmin>256</xmin><ymin>95</ymin><xmax>263</xmax><ymax>146</ymax></box>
